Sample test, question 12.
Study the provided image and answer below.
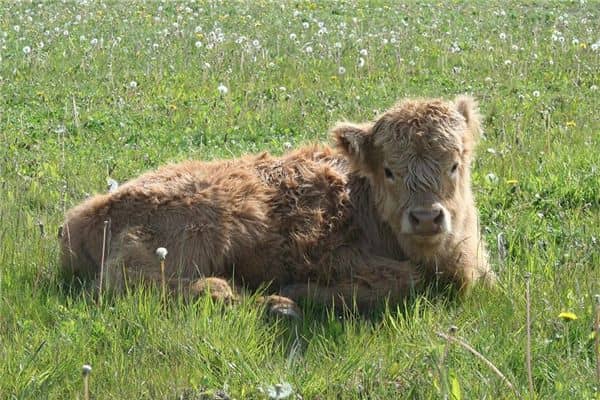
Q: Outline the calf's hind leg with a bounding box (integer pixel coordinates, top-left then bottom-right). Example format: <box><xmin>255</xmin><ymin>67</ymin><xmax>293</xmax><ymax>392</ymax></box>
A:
<box><xmin>102</xmin><ymin>228</ymin><xmax>236</xmax><ymax>303</ymax></box>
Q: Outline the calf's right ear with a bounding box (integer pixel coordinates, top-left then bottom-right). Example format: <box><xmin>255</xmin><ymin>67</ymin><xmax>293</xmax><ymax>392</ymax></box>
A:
<box><xmin>331</xmin><ymin>122</ymin><xmax>377</xmax><ymax>173</ymax></box>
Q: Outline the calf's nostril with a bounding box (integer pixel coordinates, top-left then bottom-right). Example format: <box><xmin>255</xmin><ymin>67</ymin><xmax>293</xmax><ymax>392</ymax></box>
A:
<box><xmin>409</xmin><ymin>211</ymin><xmax>420</xmax><ymax>226</ymax></box>
<box><xmin>433</xmin><ymin>211</ymin><xmax>444</xmax><ymax>225</ymax></box>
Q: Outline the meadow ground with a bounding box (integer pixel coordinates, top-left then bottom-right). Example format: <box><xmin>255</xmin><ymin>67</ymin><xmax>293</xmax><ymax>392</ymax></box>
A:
<box><xmin>0</xmin><ymin>1</ymin><xmax>599</xmax><ymax>398</ymax></box>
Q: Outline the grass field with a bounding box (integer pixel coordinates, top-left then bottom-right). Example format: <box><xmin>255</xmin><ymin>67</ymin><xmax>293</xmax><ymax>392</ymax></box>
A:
<box><xmin>1</xmin><ymin>1</ymin><xmax>599</xmax><ymax>398</ymax></box>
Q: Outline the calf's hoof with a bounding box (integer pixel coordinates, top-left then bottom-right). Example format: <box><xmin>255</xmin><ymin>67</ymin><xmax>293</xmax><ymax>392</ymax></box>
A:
<box><xmin>189</xmin><ymin>277</ymin><xmax>237</xmax><ymax>304</ymax></box>
<box><xmin>259</xmin><ymin>295</ymin><xmax>302</xmax><ymax>320</ymax></box>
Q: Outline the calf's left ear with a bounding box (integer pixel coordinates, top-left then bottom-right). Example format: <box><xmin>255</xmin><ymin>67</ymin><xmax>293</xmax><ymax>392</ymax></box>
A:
<box><xmin>331</xmin><ymin>122</ymin><xmax>377</xmax><ymax>174</ymax></box>
<box><xmin>454</xmin><ymin>95</ymin><xmax>482</xmax><ymax>155</ymax></box>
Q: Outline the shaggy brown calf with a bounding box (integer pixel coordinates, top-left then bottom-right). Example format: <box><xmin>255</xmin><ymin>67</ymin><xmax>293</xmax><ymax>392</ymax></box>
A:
<box><xmin>60</xmin><ymin>96</ymin><xmax>494</xmax><ymax>314</ymax></box>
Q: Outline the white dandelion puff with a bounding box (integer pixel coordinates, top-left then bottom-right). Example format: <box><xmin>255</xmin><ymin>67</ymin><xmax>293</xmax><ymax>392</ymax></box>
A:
<box><xmin>217</xmin><ymin>83</ymin><xmax>228</xmax><ymax>95</ymax></box>
<box><xmin>155</xmin><ymin>247</ymin><xmax>168</xmax><ymax>260</ymax></box>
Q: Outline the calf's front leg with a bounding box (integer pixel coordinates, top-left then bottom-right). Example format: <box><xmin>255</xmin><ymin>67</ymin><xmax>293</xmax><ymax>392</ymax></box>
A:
<box><xmin>281</xmin><ymin>249</ymin><xmax>422</xmax><ymax>313</ymax></box>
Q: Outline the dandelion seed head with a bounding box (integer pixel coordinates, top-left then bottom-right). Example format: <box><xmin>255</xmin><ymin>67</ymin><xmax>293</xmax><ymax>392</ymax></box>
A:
<box><xmin>22</xmin><ymin>45</ymin><xmax>31</xmax><ymax>54</ymax></box>
<box><xmin>155</xmin><ymin>247</ymin><xmax>168</xmax><ymax>260</ymax></box>
<box><xmin>217</xmin><ymin>83</ymin><xmax>228</xmax><ymax>95</ymax></box>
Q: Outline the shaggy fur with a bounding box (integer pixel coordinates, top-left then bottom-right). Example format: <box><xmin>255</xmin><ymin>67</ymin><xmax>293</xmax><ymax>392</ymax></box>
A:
<box><xmin>60</xmin><ymin>96</ymin><xmax>494</xmax><ymax>313</ymax></box>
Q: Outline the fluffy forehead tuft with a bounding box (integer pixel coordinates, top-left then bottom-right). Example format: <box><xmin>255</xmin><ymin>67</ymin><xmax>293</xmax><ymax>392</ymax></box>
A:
<box><xmin>373</xmin><ymin>98</ymin><xmax>465</xmax><ymax>154</ymax></box>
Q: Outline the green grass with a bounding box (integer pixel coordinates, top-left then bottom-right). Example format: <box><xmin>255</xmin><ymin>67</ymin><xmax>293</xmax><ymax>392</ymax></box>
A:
<box><xmin>1</xmin><ymin>1</ymin><xmax>599</xmax><ymax>398</ymax></box>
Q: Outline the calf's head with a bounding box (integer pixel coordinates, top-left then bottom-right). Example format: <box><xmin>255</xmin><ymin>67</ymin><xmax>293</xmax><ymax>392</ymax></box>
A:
<box><xmin>333</xmin><ymin>96</ymin><xmax>481</xmax><ymax>247</ymax></box>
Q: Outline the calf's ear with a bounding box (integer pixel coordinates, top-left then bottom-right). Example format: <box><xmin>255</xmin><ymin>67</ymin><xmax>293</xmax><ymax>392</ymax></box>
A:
<box><xmin>454</xmin><ymin>95</ymin><xmax>482</xmax><ymax>156</ymax></box>
<box><xmin>331</xmin><ymin>122</ymin><xmax>377</xmax><ymax>173</ymax></box>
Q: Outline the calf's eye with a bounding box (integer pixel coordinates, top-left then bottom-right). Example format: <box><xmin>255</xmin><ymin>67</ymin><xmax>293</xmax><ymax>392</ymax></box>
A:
<box><xmin>450</xmin><ymin>162</ymin><xmax>459</xmax><ymax>174</ymax></box>
<box><xmin>384</xmin><ymin>167</ymin><xmax>394</xmax><ymax>180</ymax></box>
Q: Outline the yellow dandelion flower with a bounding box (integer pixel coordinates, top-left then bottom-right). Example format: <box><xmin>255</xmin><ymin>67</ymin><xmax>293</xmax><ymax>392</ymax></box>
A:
<box><xmin>580</xmin><ymin>43</ymin><xmax>587</xmax><ymax>49</ymax></box>
<box><xmin>506</xmin><ymin>179</ymin><xmax>518</xmax><ymax>184</ymax></box>
<box><xmin>558</xmin><ymin>311</ymin><xmax>578</xmax><ymax>321</ymax></box>
<box><xmin>566</xmin><ymin>120</ymin><xmax>576</xmax><ymax>127</ymax></box>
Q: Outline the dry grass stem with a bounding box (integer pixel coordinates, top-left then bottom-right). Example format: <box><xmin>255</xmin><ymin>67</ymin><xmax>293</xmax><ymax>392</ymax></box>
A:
<box><xmin>436</xmin><ymin>331</ymin><xmax>520</xmax><ymax>398</ymax></box>
<box><xmin>595</xmin><ymin>295</ymin><xmax>600</xmax><ymax>385</ymax></box>
<box><xmin>524</xmin><ymin>272</ymin><xmax>534</xmax><ymax>398</ymax></box>
<box><xmin>98</xmin><ymin>220</ymin><xmax>109</xmax><ymax>306</ymax></box>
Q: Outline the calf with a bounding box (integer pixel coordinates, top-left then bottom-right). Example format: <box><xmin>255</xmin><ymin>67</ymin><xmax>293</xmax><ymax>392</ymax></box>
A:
<box><xmin>60</xmin><ymin>96</ymin><xmax>494</xmax><ymax>314</ymax></box>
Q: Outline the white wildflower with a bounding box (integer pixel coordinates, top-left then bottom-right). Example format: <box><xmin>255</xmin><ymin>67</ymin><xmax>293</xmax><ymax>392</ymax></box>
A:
<box><xmin>155</xmin><ymin>247</ymin><xmax>168</xmax><ymax>260</ymax></box>
<box><xmin>338</xmin><ymin>66</ymin><xmax>346</xmax><ymax>75</ymax></box>
<box><xmin>359</xmin><ymin>48</ymin><xmax>368</xmax><ymax>56</ymax></box>
<box><xmin>195</xmin><ymin>41</ymin><xmax>203</xmax><ymax>48</ymax></box>
<box><xmin>357</xmin><ymin>57</ymin><xmax>365</xmax><ymax>68</ymax></box>
<box><xmin>266</xmin><ymin>383</ymin><xmax>293</xmax><ymax>399</ymax></box>
<box><xmin>22</xmin><ymin>46</ymin><xmax>31</xmax><ymax>54</ymax></box>
<box><xmin>82</xmin><ymin>365</ymin><xmax>92</xmax><ymax>376</ymax></box>
<box><xmin>217</xmin><ymin>83</ymin><xmax>228</xmax><ymax>95</ymax></box>
<box><xmin>486</xmin><ymin>173</ymin><xmax>499</xmax><ymax>185</ymax></box>
<box><xmin>532</xmin><ymin>90</ymin><xmax>540</xmax><ymax>97</ymax></box>
<box><xmin>129</xmin><ymin>81</ymin><xmax>137</xmax><ymax>89</ymax></box>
